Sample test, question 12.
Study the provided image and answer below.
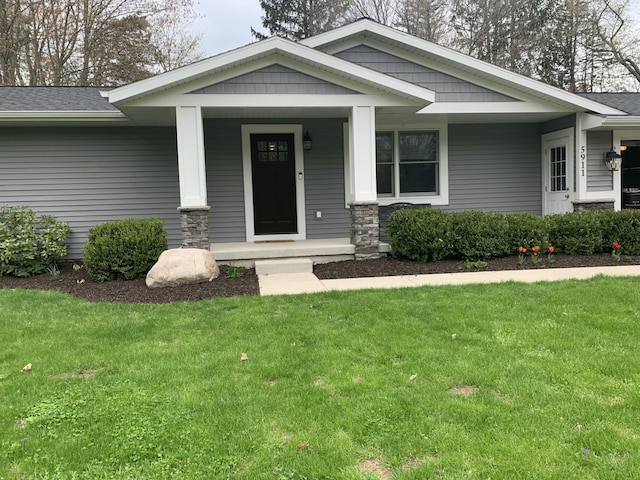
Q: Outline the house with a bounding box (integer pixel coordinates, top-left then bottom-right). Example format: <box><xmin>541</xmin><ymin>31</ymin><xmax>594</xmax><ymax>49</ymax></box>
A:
<box><xmin>1</xmin><ymin>19</ymin><xmax>640</xmax><ymax>264</ymax></box>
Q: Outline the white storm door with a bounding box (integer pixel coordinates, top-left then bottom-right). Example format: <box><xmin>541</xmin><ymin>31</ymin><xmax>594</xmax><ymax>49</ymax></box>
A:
<box><xmin>543</xmin><ymin>132</ymin><xmax>573</xmax><ymax>215</ymax></box>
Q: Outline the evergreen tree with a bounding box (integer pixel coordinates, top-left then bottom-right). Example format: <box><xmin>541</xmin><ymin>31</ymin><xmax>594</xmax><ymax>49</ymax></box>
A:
<box><xmin>252</xmin><ymin>0</ymin><xmax>349</xmax><ymax>40</ymax></box>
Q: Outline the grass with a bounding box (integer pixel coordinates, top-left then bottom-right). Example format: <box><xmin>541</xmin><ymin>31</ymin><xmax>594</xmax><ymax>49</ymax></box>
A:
<box><xmin>1</xmin><ymin>276</ymin><xmax>640</xmax><ymax>479</ymax></box>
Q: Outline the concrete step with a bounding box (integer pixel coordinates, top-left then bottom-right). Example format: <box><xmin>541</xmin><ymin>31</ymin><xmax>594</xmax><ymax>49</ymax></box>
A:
<box><xmin>210</xmin><ymin>239</ymin><xmax>390</xmax><ymax>268</ymax></box>
<box><xmin>254</xmin><ymin>258</ymin><xmax>313</xmax><ymax>275</ymax></box>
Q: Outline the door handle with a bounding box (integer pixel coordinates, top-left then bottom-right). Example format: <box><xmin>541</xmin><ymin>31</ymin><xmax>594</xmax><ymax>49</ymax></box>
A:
<box><xmin>564</xmin><ymin>194</ymin><xmax>570</xmax><ymax>199</ymax></box>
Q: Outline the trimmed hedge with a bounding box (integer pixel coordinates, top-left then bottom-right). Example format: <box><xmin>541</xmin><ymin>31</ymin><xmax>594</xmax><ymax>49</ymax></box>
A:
<box><xmin>447</xmin><ymin>210</ymin><xmax>511</xmax><ymax>260</ymax></box>
<box><xmin>547</xmin><ymin>211</ymin><xmax>603</xmax><ymax>255</ymax></box>
<box><xmin>83</xmin><ymin>218</ymin><xmax>167</xmax><ymax>281</ymax></box>
<box><xmin>0</xmin><ymin>205</ymin><xmax>70</xmax><ymax>277</ymax></box>
<box><xmin>386</xmin><ymin>208</ymin><xmax>640</xmax><ymax>262</ymax></box>
<box><xmin>598</xmin><ymin>209</ymin><xmax>640</xmax><ymax>254</ymax></box>
<box><xmin>385</xmin><ymin>208</ymin><xmax>450</xmax><ymax>262</ymax></box>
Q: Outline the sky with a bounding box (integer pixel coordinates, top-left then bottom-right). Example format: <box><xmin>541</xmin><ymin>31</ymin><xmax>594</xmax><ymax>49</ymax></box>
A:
<box><xmin>191</xmin><ymin>1</ymin><xmax>640</xmax><ymax>59</ymax></box>
<box><xmin>192</xmin><ymin>0</ymin><xmax>264</xmax><ymax>57</ymax></box>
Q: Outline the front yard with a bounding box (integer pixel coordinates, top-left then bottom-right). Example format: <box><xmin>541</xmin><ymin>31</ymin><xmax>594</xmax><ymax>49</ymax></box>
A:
<box><xmin>1</xmin><ymin>277</ymin><xmax>639</xmax><ymax>479</ymax></box>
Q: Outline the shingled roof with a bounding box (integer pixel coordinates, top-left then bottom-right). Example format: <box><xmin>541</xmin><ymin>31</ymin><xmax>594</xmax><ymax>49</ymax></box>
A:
<box><xmin>578</xmin><ymin>93</ymin><xmax>640</xmax><ymax>116</ymax></box>
<box><xmin>0</xmin><ymin>86</ymin><xmax>117</xmax><ymax>111</ymax></box>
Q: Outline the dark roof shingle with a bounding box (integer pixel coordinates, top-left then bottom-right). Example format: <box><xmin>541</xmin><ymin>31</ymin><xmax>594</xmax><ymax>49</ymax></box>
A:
<box><xmin>0</xmin><ymin>86</ymin><xmax>117</xmax><ymax>111</ymax></box>
<box><xmin>578</xmin><ymin>93</ymin><xmax>640</xmax><ymax>116</ymax></box>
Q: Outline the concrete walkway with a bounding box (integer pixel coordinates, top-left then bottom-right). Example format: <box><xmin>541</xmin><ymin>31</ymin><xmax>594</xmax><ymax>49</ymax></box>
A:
<box><xmin>258</xmin><ymin>265</ymin><xmax>640</xmax><ymax>296</ymax></box>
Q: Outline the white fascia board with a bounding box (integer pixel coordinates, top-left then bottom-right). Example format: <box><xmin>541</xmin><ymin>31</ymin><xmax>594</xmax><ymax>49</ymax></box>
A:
<box><xmin>121</xmin><ymin>54</ymin><xmax>429</xmax><ymax>109</ymax></box>
<box><xmin>0</xmin><ymin>111</ymin><xmax>127</xmax><ymax>122</ymax></box>
<box><xmin>418</xmin><ymin>102</ymin><xmax>567</xmax><ymax>115</ymax></box>
<box><xmin>108</xmin><ymin>38</ymin><xmax>282</xmax><ymax>104</ymax></box>
<box><xmin>600</xmin><ymin>116</ymin><xmax>640</xmax><ymax>128</ymax></box>
<box><xmin>581</xmin><ymin>114</ymin><xmax>640</xmax><ymax>130</ymax></box>
<box><xmin>303</xmin><ymin>20</ymin><xmax>626</xmax><ymax>116</ymax></box>
<box><xmin>281</xmin><ymin>44</ymin><xmax>435</xmax><ymax>104</ymax></box>
<box><xmin>122</xmin><ymin>94</ymin><xmax>419</xmax><ymax>109</ymax></box>
<box><xmin>580</xmin><ymin>113</ymin><xmax>606</xmax><ymax>130</ymax></box>
<box><xmin>108</xmin><ymin>36</ymin><xmax>434</xmax><ymax>106</ymax></box>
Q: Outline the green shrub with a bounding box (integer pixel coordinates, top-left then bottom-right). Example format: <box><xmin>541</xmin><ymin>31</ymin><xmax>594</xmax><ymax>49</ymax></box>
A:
<box><xmin>506</xmin><ymin>212</ymin><xmax>550</xmax><ymax>253</ymax></box>
<box><xmin>0</xmin><ymin>205</ymin><xmax>70</xmax><ymax>277</ymax></box>
<box><xmin>386</xmin><ymin>208</ymin><xmax>450</xmax><ymax>262</ymax></box>
<box><xmin>447</xmin><ymin>211</ymin><xmax>511</xmax><ymax>260</ymax></box>
<box><xmin>598</xmin><ymin>209</ymin><xmax>640</xmax><ymax>255</ymax></box>
<box><xmin>388</xmin><ymin>208</ymin><xmax>640</xmax><ymax>263</ymax></box>
<box><xmin>83</xmin><ymin>218</ymin><xmax>167</xmax><ymax>281</ymax></box>
<box><xmin>548</xmin><ymin>211</ymin><xmax>604</xmax><ymax>255</ymax></box>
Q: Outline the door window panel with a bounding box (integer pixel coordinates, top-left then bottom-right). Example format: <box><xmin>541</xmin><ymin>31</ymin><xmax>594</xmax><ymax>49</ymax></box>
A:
<box><xmin>550</xmin><ymin>146</ymin><xmax>567</xmax><ymax>192</ymax></box>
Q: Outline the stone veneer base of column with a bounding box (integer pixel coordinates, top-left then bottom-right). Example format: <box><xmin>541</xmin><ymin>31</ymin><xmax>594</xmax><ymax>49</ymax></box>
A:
<box><xmin>350</xmin><ymin>201</ymin><xmax>380</xmax><ymax>260</ymax></box>
<box><xmin>178</xmin><ymin>206</ymin><xmax>211</xmax><ymax>249</ymax></box>
<box><xmin>572</xmin><ymin>199</ymin><xmax>615</xmax><ymax>212</ymax></box>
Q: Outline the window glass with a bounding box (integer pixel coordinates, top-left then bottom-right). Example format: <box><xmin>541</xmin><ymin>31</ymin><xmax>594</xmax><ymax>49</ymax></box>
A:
<box><xmin>399</xmin><ymin>132</ymin><xmax>437</xmax><ymax>163</ymax></box>
<box><xmin>377</xmin><ymin>164</ymin><xmax>394</xmax><ymax>195</ymax></box>
<box><xmin>375</xmin><ymin>130</ymin><xmax>438</xmax><ymax>197</ymax></box>
<box><xmin>400</xmin><ymin>163</ymin><xmax>437</xmax><ymax>193</ymax></box>
<box><xmin>549</xmin><ymin>146</ymin><xmax>567</xmax><ymax>192</ymax></box>
<box><xmin>376</xmin><ymin>132</ymin><xmax>394</xmax><ymax>195</ymax></box>
<box><xmin>376</xmin><ymin>132</ymin><xmax>393</xmax><ymax>162</ymax></box>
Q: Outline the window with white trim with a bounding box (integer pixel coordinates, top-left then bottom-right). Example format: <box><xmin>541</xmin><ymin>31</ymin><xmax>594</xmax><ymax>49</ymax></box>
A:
<box><xmin>376</xmin><ymin>130</ymin><xmax>439</xmax><ymax>197</ymax></box>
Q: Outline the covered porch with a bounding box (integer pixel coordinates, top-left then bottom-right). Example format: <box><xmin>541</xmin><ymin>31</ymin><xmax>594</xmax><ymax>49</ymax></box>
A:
<box><xmin>105</xmin><ymin>36</ymin><xmax>435</xmax><ymax>261</ymax></box>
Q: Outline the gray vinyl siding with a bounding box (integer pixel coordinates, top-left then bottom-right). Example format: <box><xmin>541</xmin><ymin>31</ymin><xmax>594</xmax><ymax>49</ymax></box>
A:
<box><xmin>587</xmin><ymin>131</ymin><xmax>613</xmax><ymax>191</ymax></box>
<box><xmin>203</xmin><ymin>118</ymin><xmax>350</xmax><ymax>242</ymax></box>
<box><xmin>445</xmin><ymin>124</ymin><xmax>542</xmax><ymax>214</ymax></box>
<box><xmin>335</xmin><ymin>45</ymin><xmax>517</xmax><ymax>103</ymax></box>
<box><xmin>204</xmin><ymin>120</ymin><xmax>246</xmax><ymax>242</ymax></box>
<box><xmin>542</xmin><ymin>115</ymin><xmax>576</xmax><ymax>134</ymax></box>
<box><xmin>301</xmin><ymin>119</ymin><xmax>350</xmax><ymax>238</ymax></box>
<box><xmin>191</xmin><ymin>64</ymin><xmax>359</xmax><ymax>95</ymax></box>
<box><xmin>0</xmin><ymin>127</ymin><xmax>181</xmax><ymax>258</ymax></box>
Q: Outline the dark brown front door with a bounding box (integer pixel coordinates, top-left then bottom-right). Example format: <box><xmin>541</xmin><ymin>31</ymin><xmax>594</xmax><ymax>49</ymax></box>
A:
<box><xmin>251</xmin><ymin>133</ymin><xmax>297</xmax><ymax>235</ymax></box>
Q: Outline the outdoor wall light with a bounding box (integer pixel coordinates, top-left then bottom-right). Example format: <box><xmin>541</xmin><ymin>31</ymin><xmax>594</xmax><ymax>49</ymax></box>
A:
<box><xmin>604</xmin><ymin>147</ymin><xmax>622</xmax><ymax>171</ymax></box>
<box><xmin>303</xmin><ymin>131</ymin><xmax>312</xmax><ymax>151</ymax></box>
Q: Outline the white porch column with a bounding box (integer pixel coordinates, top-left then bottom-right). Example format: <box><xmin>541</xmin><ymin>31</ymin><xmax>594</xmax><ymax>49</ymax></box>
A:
<box><xmin>349</xmin><ymin>106</ymin><xmax>377</xmax><ymax>202</ymax></box>
<box><xmin>349</xmin><ymin>106</ymin><xmax>380</xmax><ymax>259</ymax></box>
<box><xmin>175</xmin><ymin>106</ymin><xmax>210</xmax><ymax>248</ymax></box>
<box><xmin>176</xmin><ymin>106</ymin><xmax>207</xmax><ymax>207</ymax></box>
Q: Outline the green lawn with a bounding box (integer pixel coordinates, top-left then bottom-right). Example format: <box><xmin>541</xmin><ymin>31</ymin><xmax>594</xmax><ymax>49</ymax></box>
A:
<box><xmin>1</xmin><ymin>276</ymin><xmax>640</xmax><ymax>479</ymax></box>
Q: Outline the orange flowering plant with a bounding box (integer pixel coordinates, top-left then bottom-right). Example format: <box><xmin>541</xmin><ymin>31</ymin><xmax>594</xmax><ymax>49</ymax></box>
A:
<box><xmin>518</xmin><ymin>245</ymin><xmax>554</xmax><ymax>266</ymax></box>
<box><xmin>612</xmin><ymin>241</ymin><xmax>622</xmax><ymax>262</ymax></box>
<box><xmin>547</xmin><ymin>245</ymin><xmax>555</xmax><ymax>264</ymax></box>
<box><xmin>517</xmin><ymin>246</ymin><xmax>527</xmax><ymax>266</ymax></box>
<box><xmin>530</xmin><ymin>245</ymin><xmax>541</xmax><ymax>265</ymax></box>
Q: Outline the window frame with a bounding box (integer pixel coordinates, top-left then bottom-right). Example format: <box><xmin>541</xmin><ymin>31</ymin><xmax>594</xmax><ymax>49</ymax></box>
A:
<box><xmin>375</xmin><ymin>124</ymin><xmax>448</xmax><ymax>206</ymax></box>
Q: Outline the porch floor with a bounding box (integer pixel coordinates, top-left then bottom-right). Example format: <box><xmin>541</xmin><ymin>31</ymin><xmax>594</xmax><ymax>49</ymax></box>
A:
<box><xmin>210</xmin><ymin>238</ymin><xmax>390</xmax><ymax>267</ymax></box>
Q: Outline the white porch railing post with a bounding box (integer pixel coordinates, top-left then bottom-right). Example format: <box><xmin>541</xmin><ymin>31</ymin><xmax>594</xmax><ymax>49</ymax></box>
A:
<box><xmin>349</xmin><ymin>106</ymin><xmax>380</xmax><ymax>259</ymax></box>
<box><xmin>176</xmin><ymin>106</ymin><xmax>207</xmax><ymax>207</ymax></box>
<box><xmin>349</xmin><ymin>106</ymin><xmax>377</xmax><ymax>202</ymax></box>
<box><xmin>175</xmin><ymin>106</ymin><xmax>210</xmax><ymax>248</ymax></box>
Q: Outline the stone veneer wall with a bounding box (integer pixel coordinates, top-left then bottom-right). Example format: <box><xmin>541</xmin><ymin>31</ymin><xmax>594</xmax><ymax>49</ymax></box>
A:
<box><xmin>572</xmin><ymin>200</ymin><xmax>615</xmax><ymax>212</ymax></box>
<box><xmin>350</xmin><ymin>202</ymin><xmax>380</xmax><ymax>260</ymax></box>
<box><xmin>178</xmin><ymin>206</ymin><xmax>211</xmax><ymax>249</ymax></box>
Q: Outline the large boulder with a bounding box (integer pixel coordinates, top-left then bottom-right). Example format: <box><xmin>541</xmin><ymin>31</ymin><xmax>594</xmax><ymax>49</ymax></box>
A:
<box><xmin>146</xmin><ymin>248</ymin><xmax>219</xmax><ymax>288</ymax></box>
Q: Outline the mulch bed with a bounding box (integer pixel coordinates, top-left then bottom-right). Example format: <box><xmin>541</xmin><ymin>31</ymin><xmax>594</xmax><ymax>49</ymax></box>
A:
<box><xmin>313</xmin><ymin>253</ymin><xmax>638</xmax><ymax>279</ymax></box>
<box><xmin>0</xmin><ymin>254</ymin><xmax>636</xmax><ymax>303</ymax></box>
<box><xmin>0</xmin><ymin>262</ymin><xmax>260</xmax><ymax>304</ymax></box>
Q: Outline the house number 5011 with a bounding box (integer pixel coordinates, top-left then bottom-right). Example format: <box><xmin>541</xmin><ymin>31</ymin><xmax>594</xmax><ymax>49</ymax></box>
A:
<box><xmin>580</xmin><ymin>146</ymin><xmax>586</xmax><ymax>177</ymax></box>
